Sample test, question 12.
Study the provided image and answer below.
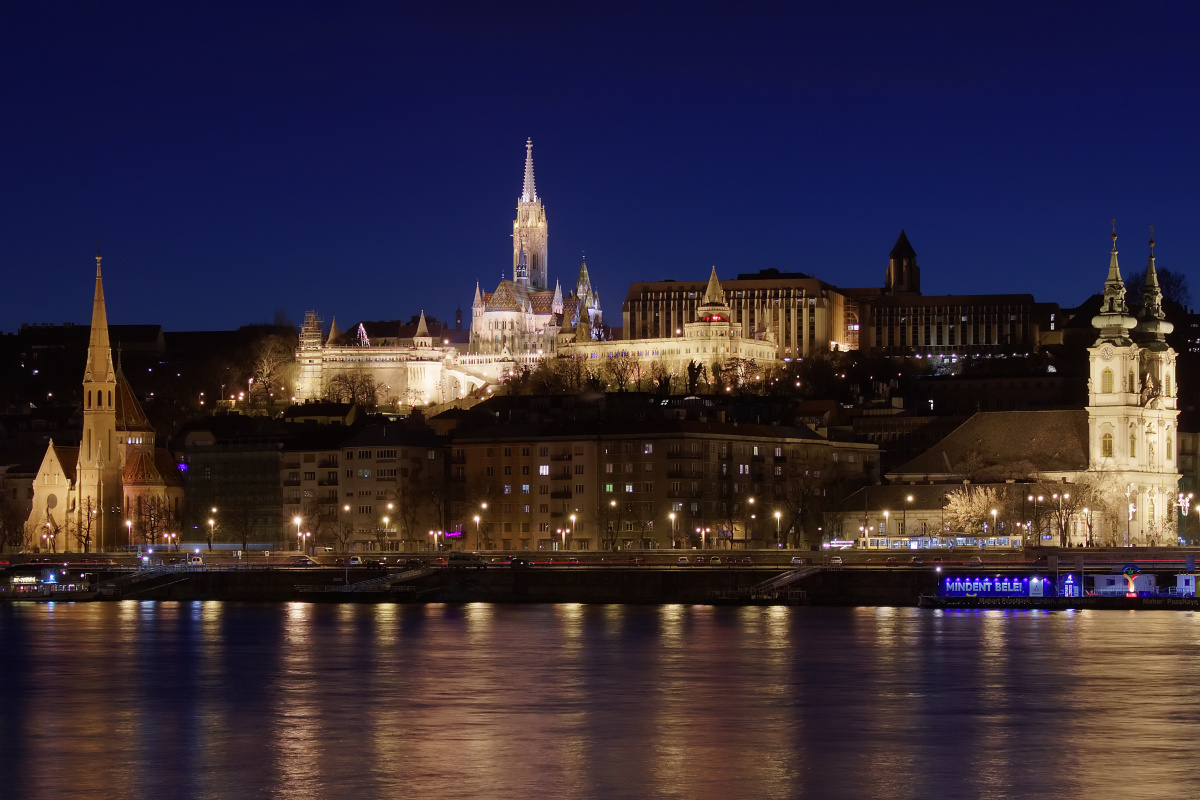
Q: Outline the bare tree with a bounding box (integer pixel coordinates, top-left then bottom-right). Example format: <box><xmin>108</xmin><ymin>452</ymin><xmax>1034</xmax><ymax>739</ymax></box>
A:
<box><xmin>324</xmin><ymin>368</ymin><xmax>378</xmax><ymax>410</ymax></box>
<box><xmin>0</xmin><ymin>499</ymin><xmax>27</xmax><ymax>554</ymax></box>
<box><xmin>72</xmin><ymin>496</ymin><xmax>96</xmax><ymax>553</ymax></box>
<box><xmin>944</xmin><ymin>485</ymin><xmax>1002</xmax><ymax>533</ymax></box>
<box><xmin>224</xmin><ymin>497</ymin><xmax>257</xmax><ymax>553</ymax></box>
<box><xmin>249</xmin><ymin>334</ymin><xmax>298</xmax><ymax>410</ymax></box>
<box><xmin>602</xmin><ymin>353</ymin><xmax>638</xmax><ymax>392</ymax></box>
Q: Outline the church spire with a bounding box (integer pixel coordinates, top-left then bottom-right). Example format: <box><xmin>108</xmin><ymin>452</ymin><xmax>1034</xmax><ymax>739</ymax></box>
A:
<box><xmin>83</xmin><ymin>252</ymin><xmax>116</xmax><ymax>385</ymax></box>
<box><xmin>521</xmin><ymin>137</ymin><xmax>537</xmax><ymax>202</ymax></box>
<box><xmin>415</xmin><ymin>310</ymin><xmax>430</xmax><ymax>338</ymax></box>
<box><xmin>1135</xmin><ymin>225</ymin><xmax>1173</xmax><ymax>344</ymax></box>
<box><xmin>1091</xmin><ymin>220</ymin><xmax>1137</xmax><ymax>344</ymax></box>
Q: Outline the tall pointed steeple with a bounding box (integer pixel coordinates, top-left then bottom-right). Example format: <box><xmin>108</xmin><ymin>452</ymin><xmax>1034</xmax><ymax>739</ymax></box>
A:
<box><xmin>521</xmin><ymin>137</ymin><xmax>537</xmax><ymax>202</ymax></box>
<box><xmin>513</xmin><ymin>138</ymin><xmax>549</xmax><ymax>290</ymax></box>
<box><xmin>415</xmin><ymin>310</ymin><xmax>430</xmax><ymax>338</ymax></box>
<box><xmin>83</xmin><ymin>253</ymin><xmax>116</xmax><ymax>385</ymax></box>
<box><xmin>552</xmin><ymin>280</ymin><xmax>564</xmax><ymax>315</ymax></box>
<box><xmin>1135</xmin><ymin>226</ymin><xmax>1173</xmax><ymax>345</ymax></box>
<box><xmin>515</xmin><ymin>243</ymin><xmax>529</xmax><ymax>286</ymax></box>
<box><xmin>1091</xmin><ymin>220</ymin><xmax>1138</xmax><ymax>344</ymax></box>
<box><xmin>326</xmin><ymin>316</ymin><xmax>341</xmax><ymax>346</ymax></box>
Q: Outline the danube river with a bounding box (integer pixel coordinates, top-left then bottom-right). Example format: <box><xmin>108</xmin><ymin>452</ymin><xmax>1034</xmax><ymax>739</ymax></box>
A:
<box><xmin>2</xmin><ymin>602</ymin><xmax>1199</xmax><ymax>799</ymax></box>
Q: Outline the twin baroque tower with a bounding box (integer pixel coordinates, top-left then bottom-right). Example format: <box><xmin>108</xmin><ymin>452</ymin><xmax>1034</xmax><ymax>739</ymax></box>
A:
<box><xmin>1087</xmin><ymin>225</ymin><xmax>1180</xmax><ymax>540</ymax></box>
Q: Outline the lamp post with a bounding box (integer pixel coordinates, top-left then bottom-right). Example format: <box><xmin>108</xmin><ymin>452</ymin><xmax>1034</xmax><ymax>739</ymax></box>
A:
<box><xmin>294</xmin><ymin>516</ymin><xmax>302</xmax><ymax>552</ymax></box>
<box><xmin>126</xmin><ymin>519</ymin><xmax>132</xmax><ymax>547</ymax></box>
<box><xmin>904</xmin><ymin>495</ymin><xmax>913</xmax><ymax>540</ymax></box>
<box><xmin>1082</xmin><ymin>507</ymin><xmax>1092</xmax><ymax>546</ymax></box>
<box><xmin>883</xmin><ymin>510</ymin><xmax>889</xmax><ymax>537</ymax></box>
<box><xmin>1125</xmin><ymin>483</ymin><xmax>1136</xmax><ymax>547</ymax></box>
<box><xmin>774</xmin><ymin>510</ymin><xmax>781</xmax><ymax>548</ymax></box>
<box><xmin>569</xmin><ymin>514</ymin><xmax>576</xmax><ymax>551</ymax></box>
<box><xmin>1179</xmin><ymin>492</ymin><xmax>1193</xmax><ymax>544</ymax></box>
<box><xmin>990</xmin><ymin>508</ymin><xmax>997</xmax><ymax>538</ymax></box>
<box><xmin>474</xmin><ymin>515</ymin><xmax>481</xmax><ymax>549</ymax></box>
<box><xmin>669</xmin><ymin>512</ymin><xmax>676</xmax><ymax>548</ymax></box>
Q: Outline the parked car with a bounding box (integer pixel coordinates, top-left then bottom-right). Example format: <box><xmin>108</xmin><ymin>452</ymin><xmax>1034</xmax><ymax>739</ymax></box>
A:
<box><xmin>403</xmin><ymin>558</ymin><xmax>426</xmax><ymax>569</ymax></box>
<box><xmin>431</xmin><ymin>557</ymin><xmax>447</xmax><ymax>566</ymax></box>
<box><xmin>510</xmin><ymin>557</ymin><xmax>531</xmax><ymax>569</ymax></box>
<box><xmin>677</xmin><ymin>556</ymin><xmax>690</xmax><ymax>565</ymax></box>
<box><xmin>292</xmin><ymin>557</ymin><xmax>316</xmax><ymax>566</ymax></box>
<box><xmin>348</xmin><ymin>556</ymin><xmax>362</xmax><ymax>566</ymax></box>
<box><xmin>829</xmin><ymin>556</ymin><xmax>843</xmax><ymax>566</ymax></box>
<box><xmin>709</xmin><ymin>556</ymin><xmax>722</xmax><ymax>564</ymax></box>
<box><xmin>885</xmin><ymin>557</ymin><xmax>897</xmax><ymax>567</ymax></box>
<box><xmin>694</xmin><ymin>556</ymin><xmax>708</xmax><ymax>565</ymax></box>
<box><xmin>910</xmin><ymin>556</ymin><xmax>924</xmax><ymax>566</ymax></box>
<box><xmin>365</xmin><ymin>559</ymin><xmax>384</xmax><ymax>569</ymax></box>
<box><xmin>791</xmin><ymin>557</ymin><xmax>811</xmax><ymax>566</ymax></box>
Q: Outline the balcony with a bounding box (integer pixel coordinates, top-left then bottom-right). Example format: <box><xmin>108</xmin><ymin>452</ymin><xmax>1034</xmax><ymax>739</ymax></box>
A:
<box><xmin>318</xmin><ymin>459</ymin><xmax>339</xmax><ymax>468</ymax></box>
<box><xmin>550</xmin><ymin>489</ymin><xmax>573</xmax><ymax>499</ymax></box>
<box><xmin>317</xmin><ymin>478</ymin><xmax>338</xmax><ymax>486</ymax></box>
<box><xmin>552</xmin><ymin>472</ymin><xmax>572</xmax><ymax>480</ymax></box>
<box><xmin>550</xmin><ymin>454</ymin><xmax>573</xmax><ymax>462</ymax></box>
<box><xmin>667</xmin><ymin>451</ymin><xmax>703</xmax><ymax>460</ymax></box>
<box><xmin>283</xmin><ymin>478</ymin><xmax>301</xmax><ymax>487</ymax></box>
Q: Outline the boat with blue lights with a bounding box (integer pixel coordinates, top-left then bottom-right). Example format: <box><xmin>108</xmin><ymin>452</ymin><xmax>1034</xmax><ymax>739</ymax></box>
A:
<box><xmin>919</xmin><ymin>567</ymin><xmax>1200</xmax><ymax>610</ymax></box>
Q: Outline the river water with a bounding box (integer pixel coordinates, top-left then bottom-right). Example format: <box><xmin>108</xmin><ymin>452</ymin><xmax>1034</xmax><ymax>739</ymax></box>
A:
<box><xmin>1</xmin><ymin>602</ymin><xmax>1198</xmax><ymax>799</ymax></box>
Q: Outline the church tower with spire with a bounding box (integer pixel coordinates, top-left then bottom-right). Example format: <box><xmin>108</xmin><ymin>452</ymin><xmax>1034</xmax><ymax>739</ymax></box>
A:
<box><xmin>77</xmin><ymin>253</ymin><xmax>124</xmax><ymax>551</ymax></box>
<box><xmin>513</xmin><ymin>138</ymin><xmax>549</xmax><ymax>290</ymax></box>
<box><xmin>1087</xmin><ymin>223</ymin><xmax>1180</xmax><ymax>545</ymax></box>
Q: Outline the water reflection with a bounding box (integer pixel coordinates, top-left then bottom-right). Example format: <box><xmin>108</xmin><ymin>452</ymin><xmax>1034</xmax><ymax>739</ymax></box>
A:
<box><xmin>3</xmin><ymin>604</ymin><xmax>1200</xmax><ymax>798</ymax></box>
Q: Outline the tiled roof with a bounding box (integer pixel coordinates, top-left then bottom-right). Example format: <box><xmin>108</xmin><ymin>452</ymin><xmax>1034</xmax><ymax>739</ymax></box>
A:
<box><xmin>890</xmin><ymin>410</ymin><xmax>1089</xmax><ymax>479</ymax></box>
<box><xmin>114</xmin><ymin>371</ymin><xmax>153</xmax><ymax>433</ymax></box>
<box><xmin>122</xmin><ymin>448</ymin><xmax>163</xmax><ymax>484</ymax></box>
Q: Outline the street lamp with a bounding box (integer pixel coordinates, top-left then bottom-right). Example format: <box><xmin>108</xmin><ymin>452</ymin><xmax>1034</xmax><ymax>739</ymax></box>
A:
<box><xmin>474</xmin><ymin>515</ymin><xmax>481</xmax><ymax>549</ymax></box>
<box><xmin>125</xmin><ymin>519</ymin><xmax>132</xmax><ymax>546</ymax></box>
<box><xmin>990</xmin><ymin>508</ymin><xmax>997</xmax><ymax>537</ymax></box>
<box><xmin>904</xmin><ymin>494</ymin><xmax>913</xmax><ymax>539</ymax></box>
<box><xmin>669</xmin><ymin>512</ymin><xmax>676</xmax><ymax>548</ymax></box>
<box><xmin>294</xmin><ymin>515</ymin><xmax>302</xmax><ymax>552</ymax></box>
<box><xmin>1125</xmin><ymin>483</ymin><xmax>1136</xmax><ymax>547</ymax></box>
<box><xmin>1179</xmin><ymin>492</ymin><xmax>1193</xmax><ymax>544</ymax></box>
<box><xmin>569</xmin><ymin>514</ymin><xmax>576</xmax><ymax>551</ymax></box>
<box><xmin>883</xmin><ymin>510</ymin><xmax>889</xmax><ymax>536</ymax></box>
<box><xmin>774</xmin><ymin>510</ymin><xmax>782</xmax><ymax>547</ymax></box>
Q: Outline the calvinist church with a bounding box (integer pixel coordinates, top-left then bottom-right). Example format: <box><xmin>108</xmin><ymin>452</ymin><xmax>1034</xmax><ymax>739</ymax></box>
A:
<box><xmin>294</xmin><ymin>139</ymin><xmax>604</xmax><ymax>406</ymax></box>
<box><xmin>27</xmin><ymin>256</ymin><xmax>182</xmax><ymax>552</ymax></box>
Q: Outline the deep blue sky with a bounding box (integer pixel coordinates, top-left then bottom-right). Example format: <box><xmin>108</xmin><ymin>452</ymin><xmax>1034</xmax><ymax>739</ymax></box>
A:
<box><xmin>3</xmin><ymin>2</ymin><xmax>1199</xmax><ymax>333</ymax></box>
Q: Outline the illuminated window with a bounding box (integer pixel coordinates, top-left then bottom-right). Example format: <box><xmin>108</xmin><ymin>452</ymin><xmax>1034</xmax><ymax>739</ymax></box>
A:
<box><xmin>1101</xmin><ymin>369</ymin><xmax>1113</xmax><ymax>393</ymax></box>
<box><xmin>1101</xmin><ymin>433</ymin><xmax>1113</xmax><ymax>458</ymax></box>
<box><xmin>1167</xmin><ymin>432</ymin><xmax>1174</xmax><ymax>459</ymax></box>
<box><xmin>1128</xmin><ymin>370</ymin><xmax>1136</xmax><ymax>393</ymax></box>
<box><xmin>1166</xmin><ymin>373</ymin><xmax>1172</xmax><ymax>397</ymax></box>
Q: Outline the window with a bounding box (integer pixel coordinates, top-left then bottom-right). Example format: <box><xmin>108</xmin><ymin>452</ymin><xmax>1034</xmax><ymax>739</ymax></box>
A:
<box><xmin>539</xmin><ymin>465</ymin><xmax>549</xmax><ymax>476</ymax></box>
<box><xmin>605</xmin><ymin>463</ymin><xmax>614</xmax><ymax>473</ymax></box>
<box><xmin>358</xmin><ymin>450</ymin><xmax>372</xmax><ymax>459</ymax></box>
<box><xmin>377</xmin><ymin>449</ymin><xmax>397</xmax><ymax>459</ymax></box>
<box><xmin>539</xmin><ymin>505</ymin><xmax>549</xmax><ymax>513</ymax></box>
<box><xmin>522</xmin><ymin>504</ymin><xmax>531</xmax><ymax>513</ymax></box>
<box><xmin>504</xmin><ymin>447</ymin><xmax>512</xmax><ymax>457</ymax></box>
<box><xmin>1166</xmin><ymin>373</ymin><xmax>1173</xmax><ymax>397</ymax></box>
<box><xmin>357</xmin><ymin>505</ymin><xmax>373</xmax><ymax>514</ymax></box>
<box><xmin>504</xmin><ymin>466</ymin><xmax>512</xmax><ymax>475</ymax></box>
<box><xmin>1129</xmin><ymin>370</ymin><xmax>1136</xmax><ymax>393</ymax></box>
<box><xmin>605</xmin><ymin>484</ymin><xmax>614</xmax><ymax>493</ymax></box>
<box><xmin>575</xmin><ymin>465</ymin><xmax>584</xmax><ymax>474</ymax></box>
<box><xmin>539</xmin><ymin>522</ymin><xmax>550</xmax><ymax>532</ymax></box>
<box><xmin>486</xmin><ymin>466</ymin><xmax>494</xmax><ymax>476</ymax></box>
<box><xmin>356</xmin><ymin>469</ymin><xmax>372</xmax><ymax>478</ymax></box>
<box><xmin>774</xmin><ymin>447</ymin><xmax>782</xmax><ymax>457</ymax></box>
<box><xmin>428</xmin><ymin>450</ymin><xmax>436</xmax><ymax>460</ymax></box>
<box><xmin>1101</xmin><ymin>369</ymin><xmax>1113</xmax><ymax>393</ymax></box>
<box><xmin>486</xmin><ymin>448</ymin><xmax>494</xmax><ymax>457</ymax></box>
<box><xmin>643</xmin><ymin>443</ymin><xmax>653</xmax><ymax>454</ymax></box>
<box><xmin>503</xmin><ymin>485</ymin><xmax>512</xmax><ymax>494</ymax></box>
<box><xmin>377</xmin><ymin>468</ymin><xmax>397</xmax><ymax>478</ymax></box>
<box><xmin>576</xmin><ymin>484</ymin><xmax>585</xmax><ymax>494</ymax></box>
<box><xmin>521</xmin><ymin>484</ymin><xmax>530</xmax><ymax>494</ymax></box>
<box><xmin>539</xmin><ymin>447</ymin><xmax>549</xmax><ymax>456</ymax></box>
<box><xmin>522</xmin><ymin>466</ymin><xmax>530</xmax><ymax>476</ymax></box>
<box><xmin>521</xmin><ymin>447</ymin><xmax>530</xmax><ymax>456</ymax></box>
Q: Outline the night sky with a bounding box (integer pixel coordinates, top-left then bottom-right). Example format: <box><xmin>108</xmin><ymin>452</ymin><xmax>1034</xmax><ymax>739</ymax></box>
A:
<box><xmin>4</xmin><ymin>2</ymin><xmax>1199</xmax><ymax>333</ymax></box>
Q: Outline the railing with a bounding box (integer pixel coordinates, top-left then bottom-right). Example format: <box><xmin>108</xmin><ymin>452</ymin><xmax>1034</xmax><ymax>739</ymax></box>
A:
<box><xmin>283</xmin><ymin>479</ymin><xmax>301</xmax><ymax>486</ymax></box>
<box><xmin>550</xmin><ymin>454</ymin><xmax>573</xmax><ymax>461</ymax></box>
<box><xmin>550</xmin><ymin>490</ymin><xmax>573</xmax><ymax>499</ymax></box>
<box><xmin>317</xmin><ymin>478</ymin><xmax>338</xmax><ymax>486</ymax></box>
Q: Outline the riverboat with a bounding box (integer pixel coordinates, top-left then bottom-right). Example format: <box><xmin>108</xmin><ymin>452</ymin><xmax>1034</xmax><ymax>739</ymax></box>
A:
<box><xmin>919</xmin><ymin>569</ymin><xmax>1200</xmax><ymax>610</ymax></box>
<box><xmin>1</xmin><ymin>563</ymin><xmax>99</xmax><ymax>601</ymax></box>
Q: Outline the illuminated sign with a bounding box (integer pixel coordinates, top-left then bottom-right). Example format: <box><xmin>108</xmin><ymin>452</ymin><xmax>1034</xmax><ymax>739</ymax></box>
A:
<box><xmin>444</xmin><ymin>530</ymin><xmax>463</xmax><ymax>538</ymax></box>
<box><xmin>939</xmin><ymin>575</ymin><xmax>1053</xmax><ymax>598</ymax></box>
<box><xmin>11</xmin><ymin>576</ymin><xmax>37</xmax><ymax>584</ymax></box>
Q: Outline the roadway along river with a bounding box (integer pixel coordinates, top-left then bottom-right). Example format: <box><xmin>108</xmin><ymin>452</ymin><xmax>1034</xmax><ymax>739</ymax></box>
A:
<box><xmin>1</xmin><ymin>602</ymin><xmax>1198</xmax><ymax>799</ymax></box>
